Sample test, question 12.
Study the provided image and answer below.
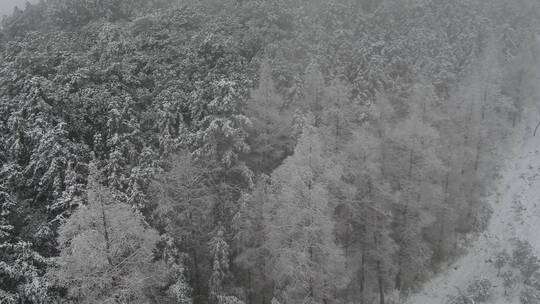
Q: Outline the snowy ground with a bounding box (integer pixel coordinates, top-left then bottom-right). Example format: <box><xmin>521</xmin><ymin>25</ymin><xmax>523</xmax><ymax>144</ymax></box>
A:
<box><xmin>406</xmin><ymin>117</ymin><xmax>540</xmax><ymax>304</ymax></box>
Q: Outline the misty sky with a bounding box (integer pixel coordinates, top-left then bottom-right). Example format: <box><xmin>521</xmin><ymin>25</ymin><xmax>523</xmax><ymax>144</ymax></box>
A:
<box><xmin>0</xmin><ymin>0</ymin><xmax>37</xmax><ymax>18</ymax></box>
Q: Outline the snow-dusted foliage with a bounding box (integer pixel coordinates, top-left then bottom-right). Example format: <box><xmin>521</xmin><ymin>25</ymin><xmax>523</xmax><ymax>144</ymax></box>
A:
<box><xmin>0</xmin><ymin>0</ymin><xmax>539</xmax><ymax>303</ymax></box>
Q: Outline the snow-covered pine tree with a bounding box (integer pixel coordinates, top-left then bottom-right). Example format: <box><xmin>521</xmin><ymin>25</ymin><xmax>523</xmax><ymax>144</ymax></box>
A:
<box><xmin>337</xmin><ymin>129</ymin><xmax>397</xmax><ymax>304</ymax></box>
<box><xmin>0</xmin><ymin>187</ymin><xmax>50</xmax><ymax>303</ymax></box>
<box><xmin>49</xmin><ymin>163</ymin><xmax>163</xmax><ymax>303</ymax></box>
<box><xmin>209</xmin><ymin>226</ymin><xmax>231</xmax><ymax>303</ymax></box>
<box><xmin>301</xmin><ymin>61</ymin><xmax>326</xmax><ymax>126</ymax></box>
<box><xmin>245</xmin><ymin>58</ymin><xmax>293</xmax><ymax>173</ymax></box>
<box><xmin>263</xmin><ymin>123</ymin><xmax>347</xmax><ymax>304</ymax></box>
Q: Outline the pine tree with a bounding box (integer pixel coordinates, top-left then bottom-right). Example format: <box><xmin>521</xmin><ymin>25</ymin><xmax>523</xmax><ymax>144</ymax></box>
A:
<box><xmin>126</xmin><ymin>146</ymin><xmax>159</xmax><ymax>210</ymax></box>
<box><xmin>49</xmin><ymin>164</ymin><xmax>162</xmax><ymax>303</ymax></box>
<box><xmin>263</xmin><ymin>123</ymin><xmax>346</xmax><ymax>304</ymax></box>
<box><xmin>387</xmin><ymin>90</ymin><xmax>443</xmax><ymax>292</ymax></box>
<box><xmin>320</xmin><ymin>77</ymin><xmax>359</xmax><ymax>152</ymax></box>
<box><xmin>189</xmin><ymin>78</ymin><xmax>251</xmax><ymax>167</ymax></box>
<box><xmin>159</xmin><ymin>234</ymin><xmax>194</xmax><ymax>304</ymax></box>
<box><xmin>232</xmin><ymin>181</ymin><xmax>268</xmax><ymax>304</ymax></box>
<box><xmin>301</xmin><ymin>61</ymin><xmax>326</xmax><ymax>126</ymax></box>
<box><xmin>209</xmin><ymin>226</ymin><xmax>231</xmax><ymax>303</ymax></box>
<box><xmin>338</xmin><ymin>129</ymin><xmax>397</xmax><ymax>304</ymax></box>
<box><xmin>0</xmin><ymin>187</ymin><xmax>50</xmax><ymax>303</ymax></box>
<box><xmin>246</xmin><ymin>59</ymin><xmax>293</xmax><ymax>173</ymax></box>
<box><xmin>168</xmin><ymin>261</ymin><xmax>194</xmax><ymax>304</ymax></box>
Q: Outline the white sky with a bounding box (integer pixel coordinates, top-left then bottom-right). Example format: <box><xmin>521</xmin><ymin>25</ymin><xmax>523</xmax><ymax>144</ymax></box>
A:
<box><xmin>0</xmin><ymin>0</ymin><xmax>37</xmax><ymax>18</ymax></box>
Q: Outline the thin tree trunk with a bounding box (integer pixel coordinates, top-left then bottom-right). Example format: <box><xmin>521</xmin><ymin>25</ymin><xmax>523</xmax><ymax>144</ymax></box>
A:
<box><xmin>309</xmin><ymin>277</ymin><xmax>315</xmax><ymax>301</ymax></box>
<box><xmin>377</xmin><ymin>260</ymin><xmax>385</xmax><ymax>304</ymax></box>
<box><xmin>363</xmin><ymin>150</ymin><xmax>367</xmax><ymax>164</ymax></box>
<box><xmin>374</xmin><ymin>233</ymin><xmax>385</xmax><ymax>304</ymax></box>
<box><xmin>378</xmin><ymin>113</ymin><xmax>384</xmax><ymax>138</ymax></box>
<box><xmin>444</xmin><ymin>172</ymin><xmax>450</xmax><ymax>194</ymax></box>
<box><xmin>335</xmin><ymin>114</ymin><xmax>340</xmax><ymax>152</ymax></box>
<box><xmin>438</xmin><ymin>209</ymin><xmax>446</xmax><ymax>259</ymax></box>
<box><xmin>422</xmin><ymin>101</ymin><xmax>427</xmax><ymax>123</ymax></box>
<box><xmin>248</xmin><ymin>270</ymin><xmax>253</xmax><ymax>304</ymax></box>
<box><xmin>396</xmin><ymin>202</ymin><xmax>409</xmax><ymax>291</ymax></box>
<box><xmin>534</xmin><ymin>120</ymin><xmax>540</xmax><ymax>136</ymax></box>
<box><xmin>395</xmin><ymin>267</ymin><xmax>401</xmax><ymax>291</ymax></box>
<box><xmin>99</xmin><ymin>200</ymin><xmax>113</xmax><ymax>266</ymax></box>
<box><xmin>360</xmin><ymin>248</ymin><xmax>366</xmax><ymax>304</ymax></box>
<box><xmin>474</xmin><ymin>139</ymin><xmax>482</xmax><ymax>172</ymax></box>
<box><xmin>481</xmin><ymin>88</ymin><xmax>487</xmax><ymax>121</ymax></box>
<box><xmin>314</xmin><ymin>91</ymin><xmax>320</xmax><ymax>127</ymax></box>
<box><xmin>192</xmin><ymin>248</ymin><xmax>201</xmax><ymax>301</ymax></box>
<box><xmin>381</xmin><ymin>143</ymin><xmax>386</xmax><ymax>179</ymax></box>
<box><xmin>408</xmin><ymin>149</ymin><xmax>414</xmax><ymax>179</ymax></box>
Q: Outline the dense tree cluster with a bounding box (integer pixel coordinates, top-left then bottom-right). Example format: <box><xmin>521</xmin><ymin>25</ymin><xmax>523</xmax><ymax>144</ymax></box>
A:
<box><xmin>0</xmin><ymin>0</ymin><xmax>539</xmax><ymax>303</ymax></box>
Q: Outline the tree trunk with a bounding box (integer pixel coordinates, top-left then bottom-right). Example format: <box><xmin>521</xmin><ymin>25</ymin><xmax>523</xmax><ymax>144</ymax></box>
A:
<box><xmin>395</xmin><ymin>203</ymin><xmax>408</xmax><ymax>292</ymax></box>
<box><xmin>474</xmin><ymin>140</ymin><xmax>482</xmax><ymax>172</ymax></box>
<box><xmin>192</xmin><ymin>248</ymin><xmax>202</xmax><ymax>301</ymax></box>
<box><xmin>374</xmin><ymin>232</ymin><xmax>385</xmax><ymax>304</ymax></box>
<box><xmin>481</xmin><ymin>88</ymin><xmax>487</xmax><ymax>121</ymax></box>
<box><xmin>335</xmin><ymin>114</ymin><xmax>340</xmax><ymax>152</ymax></box>
<box><xmin>444</xmin><ymin>171</ymin><xmax>450</xmax><ymax>194</ymax></box>
<box><xmin>309</xmin><ymin>278</ymin><xmax>315</xmax><ymax>301</ymax></box>
<box><xmin>381</xmin><ymin>144</ymin><xmax>386</xmax><ymax>179</ymax></box>
<box><xmin>377</xmin><ymin>260</ymin><xmax>385</xmax><ymax>304</ymax></box>
<box><xmin>99</xmin><ymin>200</ymin><xmax>113</xmax><ymax>266</ymax></box>
<box><xmin>422</xmin><ymin>101</ymin><xmax>427</xmax><ymax>123</ymax></box>
<box><xmin>395</xmin><ymin>268</ymin><xmax>401</xmax><ymax>291</ymax></box>
<box><xmin>314</xmin><ymin>92</ymin><xmax>321</xmax><ymax>127</ymax></box>
<box><xmin>248</xmin><ymin>270</ymin><xmax>253</xmax><ymax>304</ymax></box>
<box><xmin>438</xmin><ymin>210</ymin><xmax>446</xmax><ymax>260</ymax></box>
<box><xmin>408</xmin><ymin>149</ymin><xmax>414</xmax><ymax>179</ymax></box>
<box><xmin>360</xmin><ymin>248</ymin><xmax>366</xmax><ymax>304</ymax></box>
<box><xmin>378</xmin><ymin>113</ymin><xmax>384</xmax><ymax>138</ymax></box>
<box><xmin>534</xmin><ymin>120</ymin><xmax>540</xmax><ymax>137</ymax></box>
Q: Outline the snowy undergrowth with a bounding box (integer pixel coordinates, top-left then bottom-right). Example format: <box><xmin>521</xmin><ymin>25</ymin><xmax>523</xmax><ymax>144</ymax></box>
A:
<box><xmin>406</xmin><ymin>114</ymin><xmax>540</xmax><ymax>304</ymax></box>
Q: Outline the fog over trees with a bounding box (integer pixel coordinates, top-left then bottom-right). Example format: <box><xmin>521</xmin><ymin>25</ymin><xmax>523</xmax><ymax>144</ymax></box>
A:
<box><xmin>0</xmin><ymin>0</ymin><xmax>539</xmax><ymax>304</ymax></box>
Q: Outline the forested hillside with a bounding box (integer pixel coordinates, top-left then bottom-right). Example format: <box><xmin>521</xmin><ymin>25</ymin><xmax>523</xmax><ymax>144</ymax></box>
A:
<box><xmin>0</xmin><ymin>0</ymin><xmax>539</xmax><ymax>303</ymax></box>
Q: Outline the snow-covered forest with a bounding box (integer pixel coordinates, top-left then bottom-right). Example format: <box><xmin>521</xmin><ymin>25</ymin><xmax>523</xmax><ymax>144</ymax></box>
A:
<box><xmin>1</xmin><ymin>1</ymin><xmax>540</xmax><ymax>303</ymax></box>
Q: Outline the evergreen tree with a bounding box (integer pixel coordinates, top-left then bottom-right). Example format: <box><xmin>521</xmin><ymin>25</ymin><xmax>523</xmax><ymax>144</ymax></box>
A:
<box><xmin>232</xmin><ymin>181</ymin><xmax>268</xmax><ymax>304</ymax></box>
<box><xmin>151</xmin><ymin>151</ymin><xmax>216</xmax><ymax>301</ymax></box>
<box><xmin>209</xmin><ymin>226</ymin><xmax>231</xmax><ymax>303</ymax></box>
<box><xmin>320</xmin><ymin>77</ymin><xmax>359</xmax><ymax>152</ymax></box>
<box><xmin>0</xmin><ymin>188</ymin><xmax>50</xmax><ymax>303</ymax></box>
<box><xmin>263</xmin><ymin>124</ymin><xmax>347</xmax><ymax>304</ymax></box>
<box><xmin>337</xmin><ymin>129</ymin><xmax>397</xmax><ymax>304</ymax></box>
<box><xmin>301</xmin><ymin>61</ymin><xmax>326</xmax><ymax>126</ymax></box>
<box><xmin>189</xmin><ymin>77</ymin><xmax>251</xmax><ymax>168</ymax></box>
<box><xmin>167</xmin><ymin>257</ymin><xmax>194</xmax><ymax>304</ymax></box>
<box><xmin>245</xmin><ymin>59</ymin><xmax>293</xmax><ymax>173</ymax></box>
<box><xmin>49</xmin><ymin>164</ymin><xmax>163</xmax><ymax>303</ymax></box>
